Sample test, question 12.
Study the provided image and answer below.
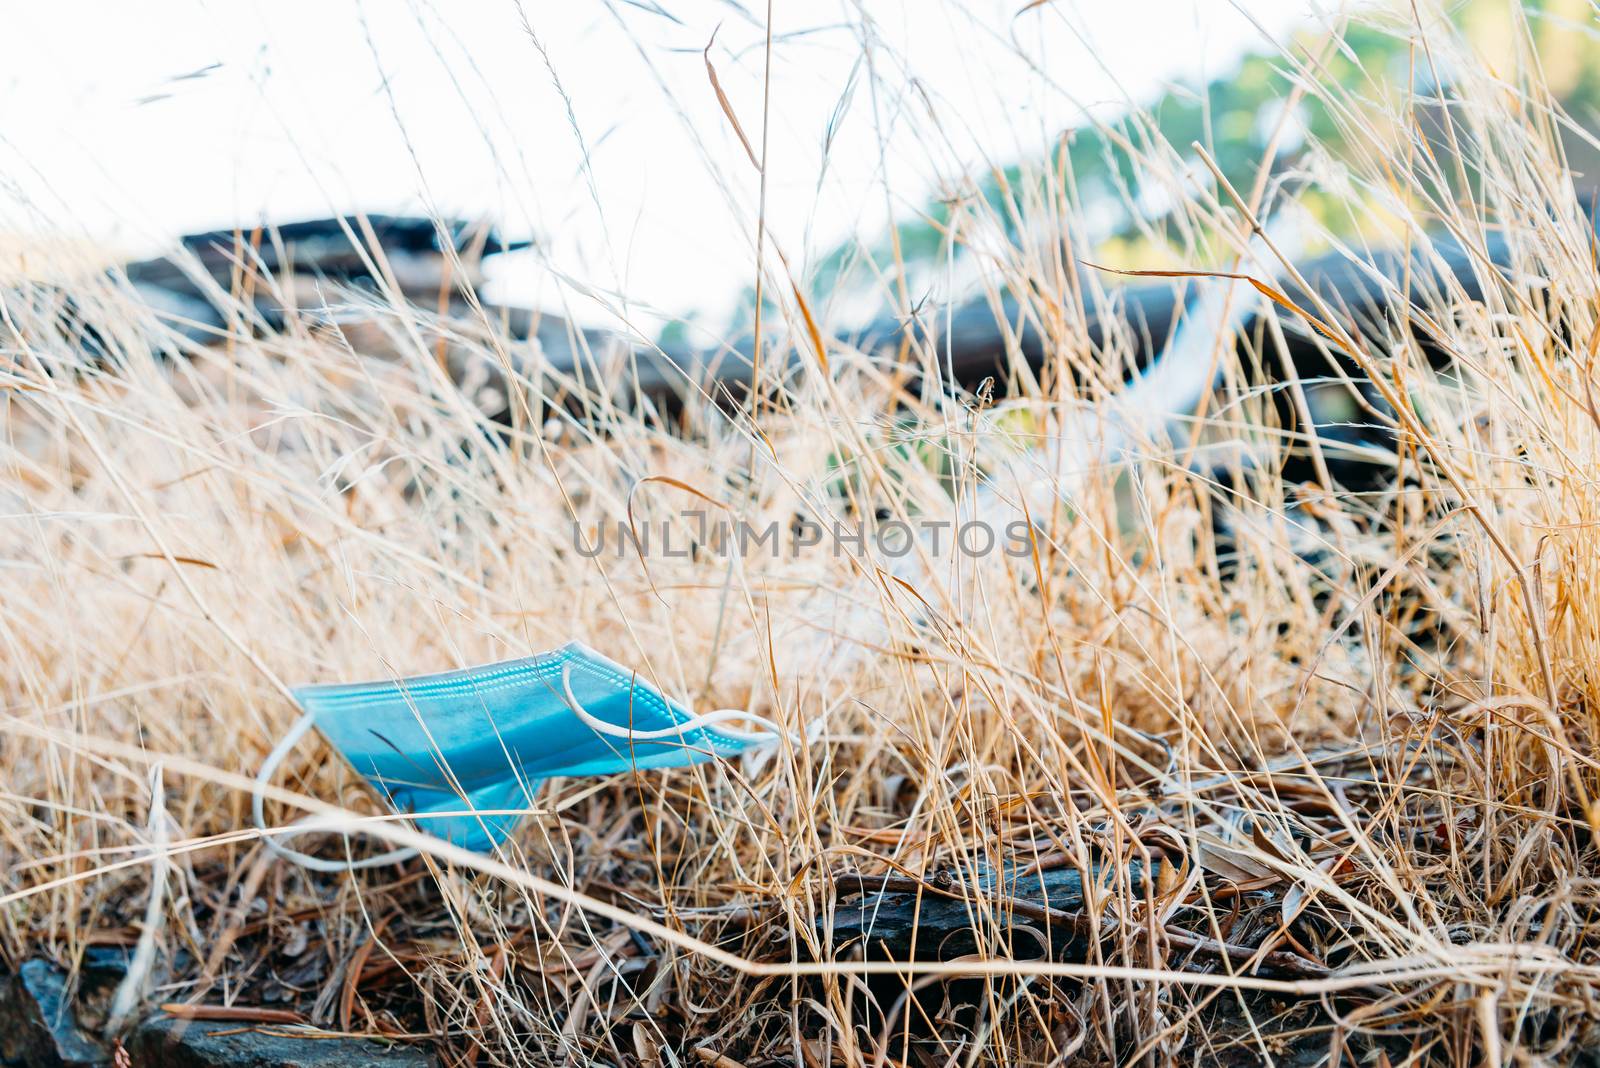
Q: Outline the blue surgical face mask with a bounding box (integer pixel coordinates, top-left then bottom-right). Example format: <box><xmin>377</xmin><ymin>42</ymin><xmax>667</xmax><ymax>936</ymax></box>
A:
<box><xmin>252</xmin><ymin>642</ymin><xmax>790</xmax><ymax>870</ymax></box>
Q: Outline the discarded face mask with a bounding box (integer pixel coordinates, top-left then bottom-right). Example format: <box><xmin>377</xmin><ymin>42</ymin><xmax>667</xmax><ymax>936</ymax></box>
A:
<box><xmin>252</xmin><ymin>641</ymin><xmax>791</xmax><ymax>871</ymax></box>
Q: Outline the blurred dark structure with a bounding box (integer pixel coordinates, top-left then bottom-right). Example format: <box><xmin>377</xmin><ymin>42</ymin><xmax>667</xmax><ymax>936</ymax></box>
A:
<box><xmin>28</xmin><ymin>212</ymin><xmax>1526</xmax><ymax>490</ymax></box>
<box><xmin>117</xmin><ymin>214</ymin><xmax>614</xmax><ymax>370</ymax></box>
<box><xmin>114</xmin><ymin>213</ymin><xmax>1488</xmax><ymax>383</ymax></box>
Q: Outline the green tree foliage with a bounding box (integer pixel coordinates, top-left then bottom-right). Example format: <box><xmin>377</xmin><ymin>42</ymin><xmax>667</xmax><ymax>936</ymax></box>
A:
<box><xmin>802</xmin><ymin>1</ymin><xmax>1600</xmax><ymax>318</ymax></box>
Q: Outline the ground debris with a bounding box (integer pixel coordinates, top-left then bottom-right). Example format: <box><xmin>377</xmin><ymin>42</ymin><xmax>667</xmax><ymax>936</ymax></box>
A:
<box><xmin>823</xmin><ymin>850</ymin><xmax>1332</xmax><ymax>980</ymax></box>
<box><xmin>825</xmin><ymin>857</ymin><xmax>1158</xmax><ymax>962</ymax></box>
<box><xmin>0</xmin><ymin>956</ymin><xmax>439</xmax><ymax>1068</ymax></box>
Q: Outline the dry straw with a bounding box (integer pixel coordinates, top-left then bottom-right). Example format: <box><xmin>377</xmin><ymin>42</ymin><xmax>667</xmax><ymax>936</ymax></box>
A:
<box><xmin>3</xmin><ymin>3</ymin><xmax>1600</xmax><ymax>1064</ymax></box>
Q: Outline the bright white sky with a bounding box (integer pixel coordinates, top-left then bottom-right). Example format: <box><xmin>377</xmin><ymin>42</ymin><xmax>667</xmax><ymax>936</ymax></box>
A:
<box><xmin>2</xmin><ymin>1</ymin><xmax>1318</xmax><ymax>330</ymax></box>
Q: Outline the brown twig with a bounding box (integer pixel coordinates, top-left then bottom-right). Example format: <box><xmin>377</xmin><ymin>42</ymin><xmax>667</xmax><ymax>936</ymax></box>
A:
<box><xmin>339</xmin><ymin>912</ymin><xmax>396</xmax><ymax>1034</ymax></box>
<box><xmin>159</xmin><ymin>1003</ymin><xmax>307</xmax><ymax>1025</ymax></box>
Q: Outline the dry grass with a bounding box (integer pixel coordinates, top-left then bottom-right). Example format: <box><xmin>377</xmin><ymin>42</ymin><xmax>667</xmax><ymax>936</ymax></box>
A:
<box><xmin>5</xmin><ymin>5</ymin><xmax>1600</xmax><ymax>1065</ymax></box>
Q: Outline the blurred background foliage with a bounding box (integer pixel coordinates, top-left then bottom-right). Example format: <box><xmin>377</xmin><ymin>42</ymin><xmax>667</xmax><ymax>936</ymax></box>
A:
<box><xmin>712</xmin><ymin>0</ymin><xmax>1600</xmax><ymax>338</ymax></box>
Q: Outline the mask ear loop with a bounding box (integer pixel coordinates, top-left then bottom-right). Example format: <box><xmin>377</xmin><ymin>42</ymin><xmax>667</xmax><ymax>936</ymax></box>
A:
<box><xmin>560</xmin><ymin>665</ymin><xmax>807</xmax><ymax>747</ymax></box>
<box><xmin>253</xmin><ymin>712</ymin><xmax>421</xmax><ymax>872</ymax></box>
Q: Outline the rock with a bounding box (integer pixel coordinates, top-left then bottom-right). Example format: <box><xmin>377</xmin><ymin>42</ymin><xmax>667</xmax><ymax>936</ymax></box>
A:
<box><xmin>128</xmin><ymin>1017</ymin><xmax>437</xmax><ymax>1068</ymax></box>
<box><xmin>0</xmin><ymin>959</ymin><xmax>109</xmax><ymax>1067</ymax></box>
